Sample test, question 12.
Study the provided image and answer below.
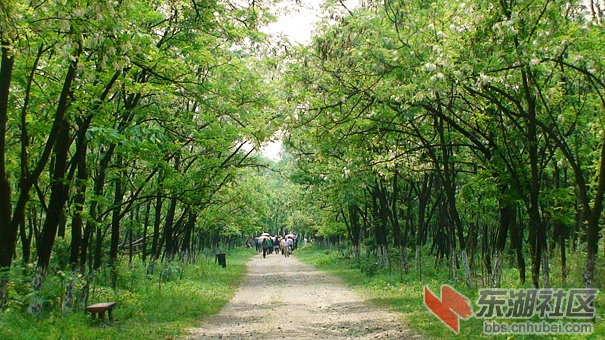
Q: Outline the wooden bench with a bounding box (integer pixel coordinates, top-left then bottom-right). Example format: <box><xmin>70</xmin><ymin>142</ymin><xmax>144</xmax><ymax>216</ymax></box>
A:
<box><xmin>85</xmin><ymin>302</ymin><xmax>117</xmax><ymax>322</ymax></box>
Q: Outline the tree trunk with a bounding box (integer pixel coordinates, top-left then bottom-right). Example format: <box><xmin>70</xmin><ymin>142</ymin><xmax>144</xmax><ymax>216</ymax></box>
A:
<box><xmin>128</xmin><ymin>208</ymin><xmax>134</xmax><ymax>264</ymax></box>
<box><xmin>142</xmin><ymin>201</ymin><xmax>151</xmax><ymax>262</ymax></box>
<box><xmin>163</xmin><ymin>196</ymin><xmax>178</xmax><ymax>262</ymax></box>
<box><xmin>492</xmin><ymin>198</ymin><xmax>513</xmax><ymax>287</ymax></box>
<box><xmin>389</xmin><ymin>169</ymin><xmax>407</xmax><ymax>274</ymax></box>
<box><xmin>147</xmin><ymin>180</ymin><xmax>164</xmax><ymax>275</ymax></box>
<box><xmin>541</xmin><ymin>249</ymin><xmax>550</xmax><ymax>288</ymax></box>
<box><xmin>63</xmin><ymin>128</ymin><xmax>87</xmax><ymax>313</ymax></box>
<box><xmin>584</xmin><ymin>139</ymin><xmax>605</xmax><ymax>287</ymax></box>
<box><xmin>29</xmin><ymin>116</ymin><xmax>71</xmax><ymax>316</ymax></box>
<box><xmin>415</xmin><ymin>175</ymin><xmax>432</xmax><ymax>278</ymax></box>
<box><xmin>93</xmin><ymin>224</ymin><xmax>104</xmax><ymax>271</ymax></box>
<box><xmin>483</xmin><ymin>223</ymin><xmax>492</xmax><ymax>284</ymax></box>
<box><xmin>0</xmin><ymin>36</ymin><xmax>16</xmax><ymax>307</ymax></box>
<box><xmin>109</xmin><ymin>159</ymin><xmax>124</xmax><ymax>289</ymax></box>
<box><xmin>181</xmin><ymin>210</ymin><xmax>196</xmax><ymax>262</ymax></box>
<box><xmin>372</xmin><ymin>183</ymin><xmax>390</xmax><ymax>268</ymax></box>
<box><xmin>27</xmin><ymin>265</ymin><xmax>47</xmax><ymax>318</ymax></box>
<box><xmin>20</xmin><ymin>207</ymin><xmax>35</xmax><ymax>264</ymax></box>
<box><xmin>81</xmin><ymin>206</ymin><xmax>96</xmax><ymax>274</ymax></box>
<box><xmin>523</xmin><ymin>67</ymin><xmax>548</xmax><ymax>288</ymax></box>
<box><xmin>509</xmin><ymin>213</ymin><xmax>526</xmax><ymax>284</ymax></box>
<box><xmin>88</xmin><ymin>148</ymin><xmax>118</xmax><ymax>272</ymax></box>
<box><xmin>346</xmin><ymin>204</ymin><xmax>361</xmax><ymax>261</ymax></box>
<box><xmin>29</xmin><ymin>51</ymin><xmax>79</xmax><ymax>315</ymax></box>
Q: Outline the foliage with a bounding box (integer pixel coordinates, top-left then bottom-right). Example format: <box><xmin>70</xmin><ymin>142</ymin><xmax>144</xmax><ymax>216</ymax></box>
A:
<box><xmin>296</xmin><ymin>244</ymin><xmax>604</xmax><ymax>339</ymax></box>
<box><xmin>281</xmin><ymin>0</ymin><xmax>605</xmax><ymax>290</ymax></box>
<box><xmin>0</xmin><ymin>248</ymin><xmax>256</xmax><ymax>339</ymax></box>
<box><xmin>0</xmin><ymin>0</ymin><xmax>286</xmax><ymax>315</ymax></box>
<box><xmin>0</xmin><ymin>0</ymin><xmax>604</xmax><ymax>334</ymax></box>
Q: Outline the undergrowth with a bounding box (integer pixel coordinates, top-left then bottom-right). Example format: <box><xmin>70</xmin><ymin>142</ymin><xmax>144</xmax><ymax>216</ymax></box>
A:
<box><xmin>0</xmin><ymin>248</ymin><xmax>256</xmax><ymax>339</ymax></box>
<box><xmin>295</xmin><ymin>243</ymin><xmax>604</xmax><ymax>340</ymax></box>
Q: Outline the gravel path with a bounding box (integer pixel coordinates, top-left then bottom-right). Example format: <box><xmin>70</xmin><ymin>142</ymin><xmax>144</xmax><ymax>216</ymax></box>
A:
<box><xmin>186</xmin><ymin>251</ymin><xmax>420</xmax><ymax>339</ymax></box>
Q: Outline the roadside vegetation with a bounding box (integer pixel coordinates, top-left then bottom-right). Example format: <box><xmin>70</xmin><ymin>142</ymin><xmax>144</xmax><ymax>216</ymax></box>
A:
<box><xmin>295</xmin><ymin>243</ymin><xmax>603</xmax><ymax>339</ymax></box>
<box><xmin>0</xmin><ymin>248</ymin><xmax>255</xmax><ymax>339</ymax></box>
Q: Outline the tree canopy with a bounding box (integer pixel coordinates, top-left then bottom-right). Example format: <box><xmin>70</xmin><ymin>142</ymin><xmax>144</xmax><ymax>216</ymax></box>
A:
<box><xmin>0</xmin><ymin>0</ymin><xmax>603</xmax><ymax>319</ymax></box>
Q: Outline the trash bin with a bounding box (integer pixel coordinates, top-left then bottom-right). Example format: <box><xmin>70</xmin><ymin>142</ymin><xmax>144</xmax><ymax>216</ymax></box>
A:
<box><xmin>215</xmin><ymin>253</ymin><xmax>226</xmax><ymax>268</ymax></box>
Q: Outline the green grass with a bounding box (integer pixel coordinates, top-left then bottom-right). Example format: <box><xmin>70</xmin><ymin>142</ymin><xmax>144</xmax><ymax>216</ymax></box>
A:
<box><xmin>3</xmin><ymin>245</ymin><xmax>600</xmax><ymax>339</ymax></box>
<box><xmin>294</xmin><ymin>244</ymin><xmax>604</xmax><ymax>340</ymax></box>
<box><xmin>0</xmin><ymin>248</ymin><xmax>256</xmax><ymax>340</ymax></box>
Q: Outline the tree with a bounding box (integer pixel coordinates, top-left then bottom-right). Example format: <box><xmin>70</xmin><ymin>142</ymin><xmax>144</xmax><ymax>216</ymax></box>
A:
<box><xmin>282</xmin><ymin>0</ymin><xmax>604</xmax><ymax>289</ymax></box>
<box><xmin>0</xmin><ymin>0</ymin><xmax>278</xmax><ymax>313</ymax></box>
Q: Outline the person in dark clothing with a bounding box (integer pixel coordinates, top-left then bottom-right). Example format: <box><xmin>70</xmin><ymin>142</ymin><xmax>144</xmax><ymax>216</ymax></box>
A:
<box><xmin>262</xmin><ymin>237</ymin><xmax>272</xmax><ymax>258</ymax></box>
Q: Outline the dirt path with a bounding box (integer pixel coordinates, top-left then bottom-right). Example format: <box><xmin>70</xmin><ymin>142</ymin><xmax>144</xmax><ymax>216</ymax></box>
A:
<box><xmin>186</xmin><ymin>251</ymin><xmax>420</xmax><ymax>339</ymax></box>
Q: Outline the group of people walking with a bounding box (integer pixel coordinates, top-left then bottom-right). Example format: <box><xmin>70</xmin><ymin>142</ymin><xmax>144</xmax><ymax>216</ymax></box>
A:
<box><xmin>254</xmin><ymin>233</ymin><xmax>297</xmax><ymax>258</ymax></box>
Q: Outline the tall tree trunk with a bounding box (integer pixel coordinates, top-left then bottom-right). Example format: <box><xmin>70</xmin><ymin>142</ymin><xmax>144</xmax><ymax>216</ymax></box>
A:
<box><xmin>415</xmin><ymin>175</ymin><xmax>432</xmax><ymax>278</ymax></box>
<box><xmin>163</xmin><ymin>156</ymin><xmax>183</xmax><ymax>262</ymax></box>
<box><xmin>181</xmin><ymin>210</ymin><xmax>195</xmax><ymax>262</ymax></box>
<box><xmin>142</xmin><ymin>202</ymin><xmax>151</xmax><ymax>262</ymax></box>
<box><xmin>492</xmin><ymin>195</ymin><xmax>513</xmax><ymax>287</ymax></box>
<box><xmin>509</xmin><ymin>210</ymin><xmax>526</xmax><ymax>284</ymax></box>
<box><xmin>558</xmin><ymin>225</ymin><xmax>567</xmax><ymax>282</ymax></box>
<box><xmin>109</xmin><ymin>158</ymin><xmax>124</xmax><ymax>289</ymax></box>
<box><xmin>129</xmin><ymin>208</ymin><xmax>135</xmax><ymax>264</ymax></box>
<box><xmin>482</xmin><ymin>222</ymin><xmax>491</xmax><ymax>285</ymax></box>
<box><xmin>93</xmin><ymin>223</ymin><xmax>104</xmax><ymax>271</ymax></box>
<box><xmin>0</xmin><ymin>36</ymin><xmax>16</xmax><ymax>307</ymax></box>
<box><xmin>389</xmin><ymin>170</ymin><xmax>408</xmax><ymax>273</ymax></box>
<box><xmin>28</xmin><ymin>48</ymin><xmax>80</xmax><ymax>316</ymax></box>
<box><xmin>147</xmin><ymin>178</ymin><xmax>164</xmax><ymax>275</ymax></box>
<box><xmin>437</xmin><ymin>115</ymin><xmax>470</xmax><ymax>287</ymax></box>
<box><xmin>81</xmin><ymin>205</ymin><xmax>96</xmax><ymax>274</ymax></box>
<box><xmin>552</xmin><ymin>162</ymin><xmax>568</xmax><ymax>283</ymax></box>
<box><xmin>372</xmin><ymin>183</ymin><xmax>390</xmax><ymax>267</ymax></box>
<box><xmin>585</xmin><ymin>139</ymin><xmax>605</xmax><ymax>287</ymax></box>
<box><xmin>523</xmin><ymin>67</ymin><xmax>548</xmax><ymax>288</ymax></box>
<box><xmin>63</xmin><ymin>126</ymin><xmax>88</xmax><ymax>313</ymax></box>
<box><xmin>347</xmin><ymin>204</ymin><xmax>361</xmax><ymax>261</ymax></box>
<box><xmin>163</xmin><ymin>196</ymin><xmax>178</xmax><ymax>262</ymax></box>
<box><xmin>29</xmin><ymin>117</ymin><xmax>72</xmax><ymax>316</ymax></box>
<box><xmin>89</xmin><ymin>146</ymin><xmax>117</xmax><ymax>271</ymax></box>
